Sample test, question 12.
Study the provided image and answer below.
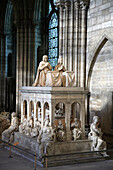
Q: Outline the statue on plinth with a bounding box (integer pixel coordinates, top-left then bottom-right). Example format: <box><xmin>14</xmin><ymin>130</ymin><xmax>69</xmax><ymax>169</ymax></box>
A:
<box><xmin>37</xmin><ymin>116</ymin><xmax>56</xmax><ymax>157</ymax></box>
<box><xmin>88</xmin><ymin>116</ymin><xmax>107</xmax><ymax>156</ymax></box>
<box><xmin>32</xmin><ymin>55</ymin><xmax>52</xmax><ymax>87</ymax></box>
<box><xmin>2</xmin><ymin>112</ymin><xmax>19</xmax><ymax>142</ymax></box>
<box><xmin>56</xmin><ymin>120</ymin><xmax>65</xmax><ymax>142</ymax></box>
<box><xmin>71</xmin><ymin>118</ymin><xmax>82</xmax><ymax>141</ymax></box>
<box><xmin>19</xmin><ymin>115</ymin><xmax>27</xmax><ymax>134</ymax></box>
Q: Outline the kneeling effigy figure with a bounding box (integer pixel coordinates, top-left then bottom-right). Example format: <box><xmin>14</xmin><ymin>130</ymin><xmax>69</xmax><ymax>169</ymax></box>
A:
<box><xmin>37</xmin><ymin>116</ymin><xmax>56</xmax><ymax>157</ymax></box>
<box><xmin>88</xmin><ymin>116</ymin><xmax>107</xmax><ymax>156</ymax></box>
<box><xmin>56</xmin><ymin>120</ymin><xmax>65</xmax><ymax>142</ymax></box>
<box><xmin>19</xmin><ymin>115</ymin><xmax>27</xmax><ymax>134</ymax></box>
<box><xmin>71</xmin><ymin>118</ymin><xmax>82</xmax><ymax>141</ymax></box>
<box><xmin>25</xmin><ymin>117</ymin><xmax>33</xmax><ymax>136</ymax></box>
<box><xmin>2</xmin><ymin>112</ymin><xmax>19</xmax><ymax>142</ymax></box>
<box><xmin>31</xmin><ymin>118</ymin><xmax>41</xmax><ymax>138</ymax></box>
<box><xmin>32</xmin><ymin>55</ymin><xmax>52</xmax><ymax>87</ymax></box>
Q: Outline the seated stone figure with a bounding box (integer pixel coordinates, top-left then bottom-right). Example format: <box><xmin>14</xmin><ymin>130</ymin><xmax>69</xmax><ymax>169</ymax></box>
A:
<box><xmin>71</xmin><ymin>118</ymin><xmax>82</xmax><ymax>141</ymax></box>
<box><xmin>32</xmin><ymin>55</ymin><xmax>52</xmax><ymax>86</ymax></box>
<box><xmin>31</xmin><ymin>118</ymin><xmax>41</xmax><ymax>138</ymax></box>
<box><xmin>37</xmin><ymin>116</ymin><xmax>56</xmax><ymax>157</ymax></box>
<box><xmin>56</xmin><ymin>120</ymin><xmax>65</xmax><ymax>142</ymax></box>
<box><xmin>88</xmin><ymin>116</ymin><xmax>107</xmax><ymax>156</ymax></box>
<box><xmin>25</xmin><ymin>117</ymin><xmax>33</xmax><ymax>136</ymax></box>
<box><xmin>19</xmin><ymin>115</ymin><xmax>27</xmax><ymax>134</ymax></box>
<box><xmin>2</xmin><ymin>112</ymin><xmax>19</xmax><ymax>142</ymax></box>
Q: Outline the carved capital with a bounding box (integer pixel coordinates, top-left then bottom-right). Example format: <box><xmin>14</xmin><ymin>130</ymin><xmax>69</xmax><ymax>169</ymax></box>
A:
<box><xmin>74</xmin><ymin>0</ymin><xmax>89</xmax><ymax>10</ymax></box>
<box><xmin>55</xmin><ymin>0</ymin><xmax>65</xmax><ymax>7</ymax></box>
<box><xmin>74</xmin><ymin>0</ymin><xmax>80</xmax><ymax>9</ymax></box>
<box><xmin>80</xmin><ymin>0</ymin><xmax>88</xmax><ymax>10</ymax></box>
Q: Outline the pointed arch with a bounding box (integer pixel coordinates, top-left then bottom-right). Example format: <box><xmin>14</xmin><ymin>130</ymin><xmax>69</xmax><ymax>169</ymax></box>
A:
<box><xmin>4</xmin><ymin>0</ymin><xmax>13</xmax><ymax>34</ymax></box>
<box><xmin>87</xmin><ymin>33</ymin><xmax>113</xmax><ymax>89</ymax></box>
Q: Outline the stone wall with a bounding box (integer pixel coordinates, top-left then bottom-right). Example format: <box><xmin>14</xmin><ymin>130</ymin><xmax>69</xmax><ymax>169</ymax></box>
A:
<box><xmin>87</xmin><ymin>0</ymin><xmax>113</xmax><ymax>133</ymax></box>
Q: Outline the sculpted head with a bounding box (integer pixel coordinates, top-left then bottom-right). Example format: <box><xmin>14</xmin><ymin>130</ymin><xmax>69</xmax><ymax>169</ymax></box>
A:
<box><xmin>93</xmin><ymin>116</ymin><xmax>99</xmax><ymax>125</ymax></box>
<box><xmin>12</xmin><ymin>112</ymin><xmax>17</xmax><ymax>118</ymax></box>
<box><xmin>43</xmin><ymin>55</ymin><xmax>48</xmax><ymax>62</ymax></box>
<box><xmin>58</xmin><ymin>57</ymin><xmax>63</xmax><ymax>64</ymax></box>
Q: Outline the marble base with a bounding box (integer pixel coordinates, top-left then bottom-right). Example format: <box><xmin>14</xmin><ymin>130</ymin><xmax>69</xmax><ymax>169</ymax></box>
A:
<box><xmin>13</xmin><ymin>132</ymin><xmax>91</xmax><ymax>156</ymax></box>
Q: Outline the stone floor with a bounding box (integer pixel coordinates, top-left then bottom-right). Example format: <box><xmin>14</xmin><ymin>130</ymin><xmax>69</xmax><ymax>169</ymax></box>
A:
<box><xmin>0</xmin><ymin>145</ymin><xmax>113</xmax><ymax>170</ymax></box>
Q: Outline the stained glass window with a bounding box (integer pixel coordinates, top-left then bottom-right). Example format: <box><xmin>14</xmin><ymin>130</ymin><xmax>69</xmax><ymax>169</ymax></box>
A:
<box><xmin>48</xmin><ymin>0</ymin><xmax>58</xmax><ymax>70</ymax></box>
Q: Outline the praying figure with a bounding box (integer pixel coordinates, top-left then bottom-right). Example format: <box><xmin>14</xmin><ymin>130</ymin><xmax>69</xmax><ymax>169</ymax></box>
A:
<box><xmin>54</xmin><ymin>57</ymin><xmax>66</xmax><ymax>72</ymax></box>
<box><xmin>32</xmin><ymin>55</ymin><xmax>52</xmax><ymax>87</ymax></box>
<box><xmin>54</xmin><ymin>57</ymin><xmax>66</xmax><ymax>86</ymax></box>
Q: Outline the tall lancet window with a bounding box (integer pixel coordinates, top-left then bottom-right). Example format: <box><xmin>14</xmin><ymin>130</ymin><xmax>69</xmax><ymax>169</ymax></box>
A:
<box><xmin>48</xmin><ymin>0</ymin><xmax>58</xmax><ymax>70</ymax></box>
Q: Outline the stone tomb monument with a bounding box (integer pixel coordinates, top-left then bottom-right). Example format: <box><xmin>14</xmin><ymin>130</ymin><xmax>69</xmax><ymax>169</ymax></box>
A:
<box><xmin>12</xmin><ymin>56</ymin><xmax>107</xmax><ymax>165</ymax></box>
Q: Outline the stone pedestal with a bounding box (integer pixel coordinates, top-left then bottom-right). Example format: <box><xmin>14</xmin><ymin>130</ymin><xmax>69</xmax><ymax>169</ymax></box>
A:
<box><xmin>20</xmin><ymin>86</ymin><xmax>88</xmax><ymax>141</ymax></box>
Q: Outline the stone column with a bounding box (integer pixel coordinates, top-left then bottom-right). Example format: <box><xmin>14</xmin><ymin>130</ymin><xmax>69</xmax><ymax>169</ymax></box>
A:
<box><xmin>65</xmin><ymin>102</ymin><xmax>71</xmax><ymax>141</ymax></box>
<box><xmin>16</xmin><ymin>21</ymin><xmax>36</xmax><ymax>114</ymax></box>
<box><xmin>34</xmin><ymin>101</ymin><xmax>36</xmax><ymax>127</ymax></box>
<box><xmin>80</xmin><ymin>95</ymin><xmax>86</xmax><ymax>139</ymax></box>
<box><xmin>21</xmin><ymin>100</ymin><xmax>24</xmax><ymax>122</ymax></box>
<box><xmin>41</xmin><ymin>102</ymin><xmax>44</xmax><ymax>127</ymax></box>
<box><xmin>65</xmin><ymin>1</ymin><xmax>70</xmax><ymax>69</ymax></box>
<box><xmin>74</xmin><ymin>0</ymin><xmax>80</xmax><ymax>86</ymax></box>
<box><xmin>80</xmin><ymin>1</ymin><xmax>87</xmax><ymax>88</ymax></box>
<box><xmin>27</xmin><ymin>101</ymin><xmax>30</xmax><ymax>120</ymax></box>
<box><xmin>70</xmin><ymin>1</ymin><xmax>74</xmax><ymax>71</ymax></box>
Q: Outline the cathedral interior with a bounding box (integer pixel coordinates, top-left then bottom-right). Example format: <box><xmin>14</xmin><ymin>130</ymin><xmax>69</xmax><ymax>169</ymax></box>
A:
<box><xmin>0</xmin><ymin>0</ymin><xmax>113</xmax><ymax>168</ymax></box>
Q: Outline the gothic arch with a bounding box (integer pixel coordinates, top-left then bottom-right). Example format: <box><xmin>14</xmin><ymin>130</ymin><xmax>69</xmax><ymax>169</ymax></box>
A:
<box><xmin>4</xmin><ymin>0</ymin><xmax>13</xmax><ymax>34</ymax></box>
<box><xmin>87</xmin><ymin>33</ymin><xmax>113</xmax><ymax>89</ymax></box>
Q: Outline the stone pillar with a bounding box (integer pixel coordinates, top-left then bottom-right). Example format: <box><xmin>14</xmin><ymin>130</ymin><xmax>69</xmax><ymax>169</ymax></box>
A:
<box><xmin>16</xmin><ymin>22</ymin><xmax>36</xmax><ymax>114</ymax></box>
<box><xmin>70</xmin><ymin>1</ymin><xmax>74</xmax><ymax>71</ymax></box>
<box><xmin>27</xmin><ymin>101</ymin><xmax>30</xmax><ymax>120</ymax></box>
<box><xmin>80</xmin><ymin>1</ymin><xmax>87</xmax><ymax>88</ymax></box>
<box><xmin>65</xmin><ymin>1</ymin><xmax>70</xmax><ymax>69</ymax></box>
<box><xmin>65</xmin><ymin>103</ymin><xmax>71</xmax><ymax>141</ymax></box>
<box><xmin>80</xmin><ymin>95</ymin><xmax>86</xmax><ymax>139</ymax></box>
<box><xmin>34</xmin><ymin>101</ymin><xmax>37</xmax><ymax>127</ymax></box>
<box><xmin>74</xmin><ymin>0</ymin><xmax>80</xmax><ymax>86</ymax></box>
<box><xmin>41</xmin><ymin>102</ymin><xmax>44</xmax><ymax>127</ymax></box>
<box><xmin>21</xmin><ymin>100</ymin><xmax>23</xmax><ymax>122</ymax></box>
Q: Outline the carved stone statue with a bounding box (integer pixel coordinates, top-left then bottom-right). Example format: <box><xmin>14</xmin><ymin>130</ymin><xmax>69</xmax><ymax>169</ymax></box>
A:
<box><xmin>54</xmin><ymin>57</ymin><xmax>66</xmax><ymax>72</ymax></box>
<box><xmin>31</xmin><ymin>118</ymin><xmax>41</xmax><ymax>138</ymax></box>
<box><xmin>25</xmin><ymin>117</ymin><xmax>33</xmax><ymax>136</ymax></box>
<box><xmin>19</xmin><ymin>115</ymin><xmax>27</xmax><ymax>134</ymax></box>
<box><xmin>71</xmin><ymin>118</ymin><xmax>82</xmax><ymax>141</ymax></box>
<box><xmin>55</xmin><ymin>102</ymin><xmax>65</xmax><ymax>117</ymax></box>
<box><xmin>56</xmin><ymin>120</ymin><xmax>65</xmax><ymax>142</ymax></box>
<box><xmin>2</xmin><ymin>112</ymin><xmax>19</xmax><ymax>142</ymax></box>
<box><xmin>37</xmin><ymin>116</ymin><xmax>56</xmax><ymax>157</ymax></box>
<box><xmin>54</xmin><ymin>57</ymin><xmax>66</xmax><ymax>86</ymax></box>
<box><xmin>32</xmin><ymin>55</ymin><xmax>52</xmax><ymax>86</ymax></box>
<box><xmin>88</xmin><ymin>116</ymin><xmax>107</xmax><ymax>156</ymax></box>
